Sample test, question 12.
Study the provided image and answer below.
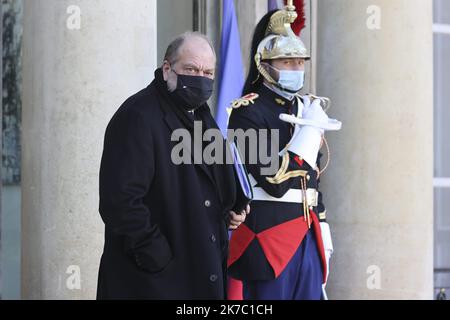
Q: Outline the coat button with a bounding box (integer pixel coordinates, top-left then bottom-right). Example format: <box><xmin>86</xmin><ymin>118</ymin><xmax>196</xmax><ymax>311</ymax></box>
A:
<box><xmin>210</xmin><ymin>234</ymin><xmax>216</xmax><ymax>243</ymax></box>
<box><xmin>306</xmin><ymin>174</ymin><xmax>311</xmax><ymax>181</ymax></box>
<box><xmin>135</xmin><ymin>254</ymin><xmax>141</xmax><ymax>266</ymax></box>
<box><xmin>209</xmin><ymin>274</ymin><xmax>218</xmax><ymax>282</ymax></box>
<box><xmin>204</xmin><ymin>200</ymin><xmax>211</xmax><ymax>207</ymax></box>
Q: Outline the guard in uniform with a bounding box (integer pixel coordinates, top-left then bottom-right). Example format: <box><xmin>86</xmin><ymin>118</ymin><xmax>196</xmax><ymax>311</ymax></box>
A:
<box><xmin>227</xmin><ymin>3</ymin><xmax>334</xmax><ymax>300</ymax></box>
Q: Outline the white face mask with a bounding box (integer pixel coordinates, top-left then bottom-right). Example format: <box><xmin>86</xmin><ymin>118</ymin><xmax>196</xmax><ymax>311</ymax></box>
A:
<box><xmin>277</xmin><ymin>69</ymin><xmax>305</xmax><ymax>92</ymax></box>
<box><xmin>265</xmin><ymin>63</ymin><xmax>305</xmax><ymax>92</ymax></box>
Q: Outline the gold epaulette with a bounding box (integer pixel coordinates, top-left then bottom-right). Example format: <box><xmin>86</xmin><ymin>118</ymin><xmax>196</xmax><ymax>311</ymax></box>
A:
<box><xmin>231</xmin><ymin>93</ymin><xmax>259</xmax><ymax>109</ymax></box>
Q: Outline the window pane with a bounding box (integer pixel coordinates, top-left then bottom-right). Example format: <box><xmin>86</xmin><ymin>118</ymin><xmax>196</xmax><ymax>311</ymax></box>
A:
<box><xmin>434</xmin><ymin>0</ymin><xmax>450</xmax><ymax>24</ymax></box>
<box><xmin>433</xmin><ymin>33</ymin><xmax>450</xmax><ymax>177</ymax></box>
<box><xmin>434</xmin><ymin>188</ymin><xmax>450</xmax><ymax>267</ymax></box>
<box><xmin>434</xmin><ymin>187</ymin><xmax>450</xmax><ymax>293</ymax></box>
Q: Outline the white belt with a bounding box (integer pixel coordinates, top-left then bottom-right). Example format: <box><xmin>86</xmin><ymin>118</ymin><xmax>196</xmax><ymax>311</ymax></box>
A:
<box><xmin>249</xmin><ymin>174</ymin><xmax>319</xmax><ymax>206</ymax></box>
<box><xmin>252</xmin><ymin>187</ymin><xmax>318</xmax><ymax>206</ymax></box>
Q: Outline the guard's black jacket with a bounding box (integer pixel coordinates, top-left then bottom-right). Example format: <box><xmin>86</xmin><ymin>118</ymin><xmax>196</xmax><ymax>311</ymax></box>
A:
<box><xmin>227</xmin><ymin>85</ymin><xmax>327</xmax><ymax>281</ymax></box>
<box><xmin>97</xmin><ymin>69</ymin><xmax>236</xmax><ymax>299</ymax></box>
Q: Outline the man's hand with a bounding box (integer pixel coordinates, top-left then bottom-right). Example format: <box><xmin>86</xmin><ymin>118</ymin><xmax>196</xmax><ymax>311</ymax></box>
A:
<box><xmin>228</xmin><ymin>204</ymin><xmax>250</xmax><ymax>230</ymax></box>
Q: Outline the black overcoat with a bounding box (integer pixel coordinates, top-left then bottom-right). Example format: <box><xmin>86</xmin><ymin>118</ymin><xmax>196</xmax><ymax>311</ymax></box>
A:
<box><xmin>97</xmin><ymin>70</ymin><xmax>236</xmax><ymax>299</ymax></box>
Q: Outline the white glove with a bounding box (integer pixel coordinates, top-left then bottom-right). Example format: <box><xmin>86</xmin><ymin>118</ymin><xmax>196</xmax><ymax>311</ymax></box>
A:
<box><xmin>320</xmin><ymin>222</ymin><xmax>334</xmax><ymax>286</ymax></box>
<box><xmin>301</xmin><ymin>95</ymin><xmax>312</xmax><ymax>115</ymax></box>
<box><xmin>286</xmin><ymin>98</ymin><xmax>328</xmax><ymax>168</ymax></box>
<box><xmin>302</xmin><ymin>96</ymin><xmax>329</xmax><ymax>134</ymax></box>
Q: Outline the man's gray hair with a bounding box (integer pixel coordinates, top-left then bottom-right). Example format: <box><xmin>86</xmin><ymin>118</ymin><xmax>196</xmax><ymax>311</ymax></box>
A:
<box><xmin>163</xmin><ymin>31</ymin><xmax>216</xmax><ymax>64</ymax></box>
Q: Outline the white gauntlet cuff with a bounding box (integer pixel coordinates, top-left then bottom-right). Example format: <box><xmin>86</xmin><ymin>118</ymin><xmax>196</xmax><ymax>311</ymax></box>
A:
<box><xmin>287</xmin><ymin>125</ymin><xmax>322</xmax><ymax>168</ymax></box>
<box><xmin>320</xmin><ymin>222</ymin><xmax>333</xmax><ymax>255</ymax></box>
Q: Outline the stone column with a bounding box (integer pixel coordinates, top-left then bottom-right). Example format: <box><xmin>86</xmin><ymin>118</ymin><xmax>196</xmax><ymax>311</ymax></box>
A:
<box><xmin>21</xmin><ymin>0</ymin><xmax>157</xmax><ymax>299</ymax></box>
<box><xmin>316</xmin><ymin>0</ymin><xmax>433</xmax><ymax>299</ymax></box>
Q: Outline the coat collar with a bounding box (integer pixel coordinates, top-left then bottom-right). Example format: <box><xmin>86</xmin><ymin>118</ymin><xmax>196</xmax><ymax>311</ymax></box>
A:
<box><xmin>259</xmin><ymin>84</ymin><xmax>297</xmax><ymax>108</ymax></box>
<box><xmin>148</xmin><ymin>78</ymin><xmax>220</xmax><ymax>193</ymax></box>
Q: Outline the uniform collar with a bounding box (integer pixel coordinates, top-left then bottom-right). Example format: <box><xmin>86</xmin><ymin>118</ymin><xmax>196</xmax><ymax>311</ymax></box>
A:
<box><xmin>260</xmin><ymin>83</ymin><xmax>296</xmax><ymax>108</ymax></box>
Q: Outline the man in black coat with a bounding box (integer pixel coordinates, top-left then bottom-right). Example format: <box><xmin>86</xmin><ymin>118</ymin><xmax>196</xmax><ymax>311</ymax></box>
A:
<box><xmin>97</xmin><ymin>32</ymin><xmax>249</xmax><ymax>300</ymax></box>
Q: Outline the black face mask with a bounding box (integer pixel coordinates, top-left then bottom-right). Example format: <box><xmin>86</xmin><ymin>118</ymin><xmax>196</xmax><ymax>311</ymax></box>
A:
<box><xmin>171</xmin><ymin>70</ymin><xmax>214</xmax><ymax>110</ymax></box>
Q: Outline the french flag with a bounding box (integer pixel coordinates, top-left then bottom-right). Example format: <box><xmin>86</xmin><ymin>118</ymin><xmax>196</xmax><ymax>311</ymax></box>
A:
<box><xmin>215</xmin><ymin>0</ymin><xmax>244</xmax><ymax>137</ymax></box>
<box><xmin>215</xmin><ymin>0</ymin><xmax>245</xmax><ymax>300</ymax></box>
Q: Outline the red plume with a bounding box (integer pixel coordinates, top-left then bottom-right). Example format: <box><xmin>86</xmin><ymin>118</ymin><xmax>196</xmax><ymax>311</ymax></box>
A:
<box><xmin>285</xmin><ymin>0</ymin><xmax>306</xmax><ymax>36</ymax></box>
